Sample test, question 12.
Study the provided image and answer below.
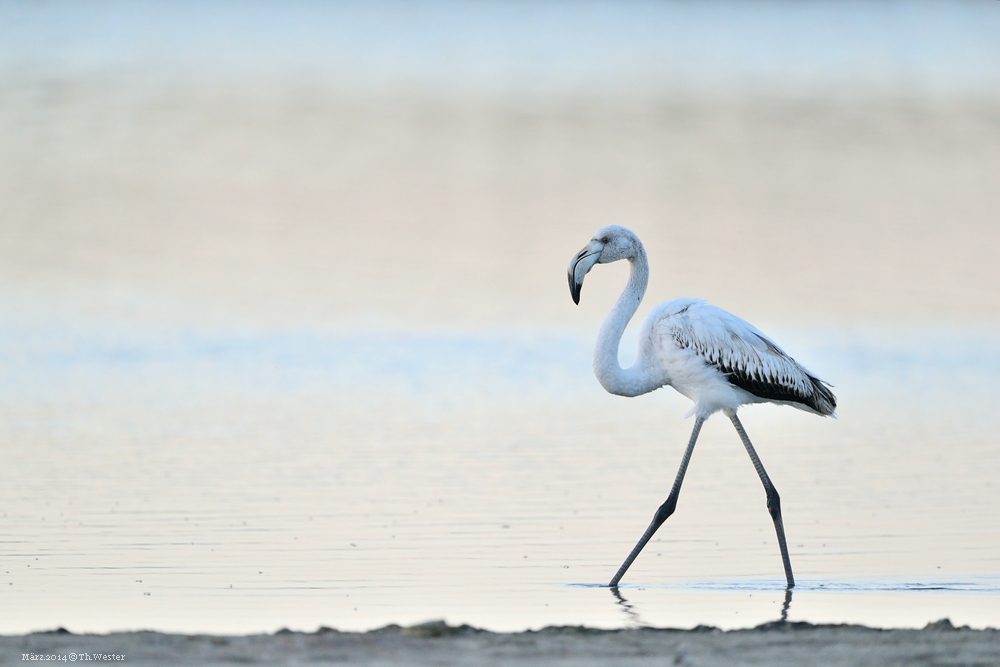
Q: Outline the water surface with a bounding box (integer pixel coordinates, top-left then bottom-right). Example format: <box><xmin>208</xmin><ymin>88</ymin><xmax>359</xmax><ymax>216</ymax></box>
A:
<box><xmin>2</xmin><ymin>315</ymin><xmax>999</xmax><ymax>633</ymax></box>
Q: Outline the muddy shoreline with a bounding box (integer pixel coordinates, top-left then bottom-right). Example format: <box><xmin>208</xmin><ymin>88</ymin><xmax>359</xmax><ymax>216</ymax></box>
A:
<box><xmin>4</xmin><ymin>619</ymin><xmax>999</xmax><ymax>666</ymax></box>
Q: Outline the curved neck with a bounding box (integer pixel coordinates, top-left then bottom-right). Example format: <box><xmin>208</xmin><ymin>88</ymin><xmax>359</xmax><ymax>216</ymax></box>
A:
<box><xmin>593</xmin><ymin>245</ymin><xmax>655</xmax><ymax>397</ymax></box>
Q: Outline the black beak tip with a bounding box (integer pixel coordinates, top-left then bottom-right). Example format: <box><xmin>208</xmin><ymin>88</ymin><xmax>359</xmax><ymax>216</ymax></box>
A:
<box><xmin>568</xmin><ymin>274</ymin><xmax>581</xmax><ymax>304</ymax></box>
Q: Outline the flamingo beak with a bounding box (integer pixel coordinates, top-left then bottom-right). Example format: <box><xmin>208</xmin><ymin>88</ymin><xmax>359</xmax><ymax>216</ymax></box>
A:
<box><xmin>567</xmin><ymin>241</ymin><xmax>604</xmax><ymax>305</ymax></box>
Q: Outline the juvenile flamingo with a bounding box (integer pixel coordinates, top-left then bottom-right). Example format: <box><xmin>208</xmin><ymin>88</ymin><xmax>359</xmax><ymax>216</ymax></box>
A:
<box><xmin>568</xmin><ymin>225</ymin><xmax>836</xmax><ymax>588</ymax></box>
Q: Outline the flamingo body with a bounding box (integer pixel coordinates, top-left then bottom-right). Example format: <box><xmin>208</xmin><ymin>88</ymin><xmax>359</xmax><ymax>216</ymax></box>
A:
<box><xmin>569</xmin><ymin>225</ymin><xmax>835</xmax><ymax>418</ymax></box>
<box><xmin>644</xmin><ymin>298</ymin><xmax>836</xmax><ymax>417</ymax></box>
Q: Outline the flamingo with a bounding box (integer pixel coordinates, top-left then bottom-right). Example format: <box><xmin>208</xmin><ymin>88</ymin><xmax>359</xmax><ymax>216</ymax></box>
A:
<box><xmin>568</xmin><ymin>225</ymin><xmax>836</xmax><ymax>589</ymax></box>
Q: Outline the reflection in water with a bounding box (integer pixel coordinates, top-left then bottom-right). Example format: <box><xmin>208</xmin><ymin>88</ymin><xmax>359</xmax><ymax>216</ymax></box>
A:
<box><xmin>780</xmin><ymin>588</ymin><xmax>792</xmax><ymax>624</ymax></box>
<box><xmin>610</xmin><ymin>586</ymin><xmax>644</xmax><ymax>628</ymax></box>
<box><xmin>610</xmin><ymin>586</ymin><xmax>794</xmax><ymax>627</ymax></box>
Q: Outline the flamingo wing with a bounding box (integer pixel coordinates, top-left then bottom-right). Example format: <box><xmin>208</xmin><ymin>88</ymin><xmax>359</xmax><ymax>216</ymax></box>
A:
<box><xmin>655</xmin><ymin>300</ymin><xmax>836</xmax><ymax>415</ymax></box>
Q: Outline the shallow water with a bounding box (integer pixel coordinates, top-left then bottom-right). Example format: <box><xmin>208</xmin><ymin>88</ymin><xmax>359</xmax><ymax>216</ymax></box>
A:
<box><xmin>2</xmin><ymin>316</ymin><xmax>999</xmax><ymax>633</ymax></box>
<box><xmin>2</xmin><ymin>0</ymin><xmax>1000</xmax><ymax>635</ymax></box>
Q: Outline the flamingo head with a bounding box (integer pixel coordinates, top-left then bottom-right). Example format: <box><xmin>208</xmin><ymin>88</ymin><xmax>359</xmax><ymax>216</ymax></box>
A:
<box><xmin>567</xmin><ymin>225</ymin><xmax>639</xmax><ymax>304</ymax></box>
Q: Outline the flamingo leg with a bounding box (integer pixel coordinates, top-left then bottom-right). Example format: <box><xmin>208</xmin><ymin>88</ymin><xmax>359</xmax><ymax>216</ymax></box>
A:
<box><xmin>726</xmin><ymin>410</ymin><xmax>795</xmax><ymax>589</ymax></box>
<box><xmin>609</xmin><ymin>415</ymin><xmax>706</xmax><ymax>587</ymax></box>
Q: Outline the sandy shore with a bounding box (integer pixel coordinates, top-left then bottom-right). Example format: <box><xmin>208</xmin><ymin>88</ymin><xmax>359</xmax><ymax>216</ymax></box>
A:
<box><xmin>4</xmin><ymin>620</ymin><xmax>998</xmax><ymax>667</ymax></box>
